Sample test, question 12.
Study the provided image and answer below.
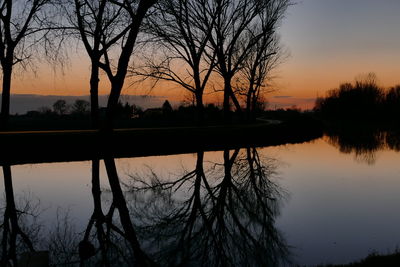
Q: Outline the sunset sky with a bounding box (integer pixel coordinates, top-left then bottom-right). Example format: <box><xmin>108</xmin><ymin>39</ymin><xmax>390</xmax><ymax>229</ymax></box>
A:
<box><xmin>9</xmin><ymin>0</ymin><xmax>400</xmax><ymax>110</ymax></box>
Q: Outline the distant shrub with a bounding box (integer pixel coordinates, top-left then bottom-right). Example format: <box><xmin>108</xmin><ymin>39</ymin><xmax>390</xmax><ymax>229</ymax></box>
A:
<box><xmin>71</xmin><ymin>100</ymin><xmax>90</xmax><ymax>115</ymax></box>
<box><xmin>53</xmin><ymin>99</ymin><xmax>68</xmax><ymax>115</ymax></box>
<box><xmin>384</xmin><ymin>85</ymin><xmax>400</xmax><ymax>117</ymax></box>
<box><xmin>314</xmin><ymin>74</ymin><xmax>391</xmax><ymax>121</ymax></box>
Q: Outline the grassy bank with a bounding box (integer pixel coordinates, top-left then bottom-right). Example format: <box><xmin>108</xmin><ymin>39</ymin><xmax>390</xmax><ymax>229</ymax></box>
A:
<box><xmin>0</xmin><ymin>120</ymin><xmax>322</xmax><ymax>165</ymax></box>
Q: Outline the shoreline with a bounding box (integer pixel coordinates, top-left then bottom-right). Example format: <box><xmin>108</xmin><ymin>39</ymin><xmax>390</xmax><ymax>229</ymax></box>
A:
<box><xmin>0</xmin><ymin>122</ymin><xmax>322</xmax><ymax>166</ymax></box>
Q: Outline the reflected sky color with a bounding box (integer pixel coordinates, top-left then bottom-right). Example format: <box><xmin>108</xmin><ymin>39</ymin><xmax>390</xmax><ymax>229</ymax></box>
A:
<box><xmin>2</xmin><ymin>138</ymin><xmax>400</xmax><ymax>265</ymax></box>
<box><xmin>273</xmin><ymin>139</ymin><xmax>400</xmax><ymax>265</ymax></box>
<box><xmin>8</xmin><ymin>0</ymin><xmax>400</xmax><ymax>109</ymax></box>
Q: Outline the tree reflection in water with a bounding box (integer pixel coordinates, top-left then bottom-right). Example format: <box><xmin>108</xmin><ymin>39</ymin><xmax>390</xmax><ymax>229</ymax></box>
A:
<box><xmin>0</xmin><ymin>148</ymin><xmax>290</xmax><ymax>266</ymax></box>
<box><xmin>325</xmin><ymin>129</ymin><xmax>400</xmax><ymax>165</ymax></box>
<box><xmin>0</xmin><ymin>165</ymin><xmax>40</xmax><ymax>266</ymax></box>
<box><xmin>127</xmin><ymin>148</ymin><xmax>291</xmax><ymax>267</ymax></box>
<box><xmin>0</xmin><ymin>159</ymin><xmax>156</xmax><ymax>266</ymax></box>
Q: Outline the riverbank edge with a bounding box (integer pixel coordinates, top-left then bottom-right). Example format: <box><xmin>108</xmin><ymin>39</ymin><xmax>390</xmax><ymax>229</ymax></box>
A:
<box><xmin>0</xmin><ymin>121</ymin><xmax>322</xmax><ymax>165</ymax></box>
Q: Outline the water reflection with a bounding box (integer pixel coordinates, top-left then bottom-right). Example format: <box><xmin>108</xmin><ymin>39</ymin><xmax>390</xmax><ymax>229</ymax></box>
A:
<box><xmin>325</xmin><ymin>129</ymin><xmax>400</xmax><ymax>165</ymax></box>
<box><xmin>1</xmin><ymin>165</ymin><xmax>39</xmax><ymax>266</ymax></box>
<box><xmin>127</xmin><ymin>148</ymin><xmax>290</xmax><ymax>266</ymax></box>
<box><xmin>79</xmin><ymin>158</ymin><xmax>154</xmax><ymax>266</ymax></box>
<box><xmin>0</xmin><ymin>148</ymin><xmax>289</xmax><ymax>266</ymax></box>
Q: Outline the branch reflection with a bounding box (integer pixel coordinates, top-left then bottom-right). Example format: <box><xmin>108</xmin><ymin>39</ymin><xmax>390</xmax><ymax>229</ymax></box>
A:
<box><xmin>128</xmin><ymin>148</ymin><xmax>290</xmax><ymax>266</ymax></box>
<box><xmin>79</xmin><ymin>158</ymin><xmax>156</xmax><ymax>266</ymax></box>
<box><xmin>1</xmin><ymin>149</ymin><xmax>290</xmax><ymax>266</ymax></box>
<box><xmin>1</xmin><ymin>165</ymin><xmax>43</xmax><ymax>266</ymax></box>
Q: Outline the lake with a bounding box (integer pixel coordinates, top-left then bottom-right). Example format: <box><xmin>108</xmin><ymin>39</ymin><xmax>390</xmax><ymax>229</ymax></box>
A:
<box><xmin>1</xmin><ymin>133</ymin><xmax>400</xmax><ymax>266</ymax></box>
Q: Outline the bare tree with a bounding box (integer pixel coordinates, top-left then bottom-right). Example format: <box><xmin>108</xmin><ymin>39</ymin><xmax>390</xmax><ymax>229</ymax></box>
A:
<box><xmin>71</xmin><ymin>99</ymin><xmax>90</xmax><ymax>115</ymax></box>
<box><xmin>204</xmin><ymin>0</ymin><xmax>291</xmax><ymax>120</ymax></box>
<box><xmin>67</xmin><ymin>5</ymin><xmax>155</xmax><ymax>239</ymax></box>
<box><xmin>65</xmin><ymin>0</ymin><xmax>129</xmax><ymax>128</ymax></box>
<box><xmin>0</xmin><ymin>0</ymin><xmax>56</xmax><ymax>129</ymax></box>
<box><xmin>71</xmin><ymin>0</ymin><xmax>156</xmax><ymax>130</ymax></box>
<box><xmin>52</xmin><ymin>99</ymin><xmax>68</xmax><ymax>115</ymax></box>
<box><xmin>132</xmin><ymin>0</ymin><xmax>217</xmax><ymax>123</ymax></box>
<box><xmin>235</xmin><ymin>32</ymin><xmax>287</xmax><ymax>120</ymax></box>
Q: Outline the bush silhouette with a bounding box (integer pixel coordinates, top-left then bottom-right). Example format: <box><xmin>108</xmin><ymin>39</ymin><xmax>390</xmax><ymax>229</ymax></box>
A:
<box><xmin>313</xmin><ymin>74</ymin><xmax>399</xmax><ymax>122</ymax></box>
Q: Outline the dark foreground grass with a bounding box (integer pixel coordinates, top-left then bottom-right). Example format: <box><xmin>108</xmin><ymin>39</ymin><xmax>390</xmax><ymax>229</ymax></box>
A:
<box><xmin>315</xmin><ymin>251</ymin><xmax>400</xmax><ymax>267</ymax></box>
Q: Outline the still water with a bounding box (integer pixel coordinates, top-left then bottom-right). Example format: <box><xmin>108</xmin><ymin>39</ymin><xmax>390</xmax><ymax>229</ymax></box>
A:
<box><xmin>1</xmin><ymin>134</ymin><xmax>400</xmax><ymax>266</ymax></box>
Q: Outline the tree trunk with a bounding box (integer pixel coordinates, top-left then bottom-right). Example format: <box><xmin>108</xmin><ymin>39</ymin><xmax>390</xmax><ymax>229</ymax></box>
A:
<box><xmin>246</xmin><ymin>90</ymin><xmax>252</xmax><ymax>121</ymax></box>
<box><xmin>100</xmin><ymin>0</ymin><xmax>155</xmax><ymax>131</ymax></box>
<box><xmin>223</xmin><ymin>76</ymin><xmax>243</xmax><ymax>122</ymax></box>
<box><xmin>104</xmin><ymin>79</ymin><xmax>124</xmax><ymax>131</ymax></box>
<box><xmin>223</xmin><ymin>78</ymin><xmax>232</xmax><ymax>122</ymax></box>
<box><xmin>0</xmin><ymin>64</ymin><xmax>13</xmax><ymax>130</ymax></box>
<box><xmin>195</xmin><ymin>91</ymin><xmax>205</xmax><ymax>125</ymax></box>
<box><xmin>229</xmin><ymin>87</ymin><xmax>242</xmax><ymax>113</ymax></box>
<box><xmin>90</xmin><ymin>59</ymin><xmax>100</xmax><ymax>129</ymax></box>
<box><xmin>251</xmin><ymin>91</ymin><xmax>258</xmax><ymax>120</ymax></box>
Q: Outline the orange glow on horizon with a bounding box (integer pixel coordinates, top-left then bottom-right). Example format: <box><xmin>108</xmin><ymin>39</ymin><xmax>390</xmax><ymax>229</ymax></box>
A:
<box><xmin>3</xmin><ymin>0</ymin><xmax>400</xmax><ymax>112</ymax></box>
<box><xmin>8</xmin><ymin>47</ymin><xmax>400</xmax><ymax>111</ymax></box>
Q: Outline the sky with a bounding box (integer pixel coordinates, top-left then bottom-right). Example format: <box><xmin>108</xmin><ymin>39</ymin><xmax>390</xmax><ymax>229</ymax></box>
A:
<box><xmin>275</xmin><ymin>0</ymin><xmax>400</xmax><ymax>108</ymax></box>
<box><xmin>7</xmin><ymin>0</ymin><xmax>400</xmax><ymax>110</ymax></box>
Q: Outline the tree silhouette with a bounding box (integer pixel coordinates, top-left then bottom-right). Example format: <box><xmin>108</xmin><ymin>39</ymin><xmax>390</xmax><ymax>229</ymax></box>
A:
<box><xmin>0</xmin><ymin>0</ymin><xmax>56</xmax><ymax>129</ymax></box>
<box><xmin>71</xmin><ymin>99</ymin><xmax>90</xmax><ymax>115</ymax></box>
<box><xmin>384</xmin><ymin>85</ymin><xmax>400</xmax><ymax>118</ymax></box>
<box><xmin>133</xmin><ymin>0</ymin><xmax>217</xmax><ymax>123</ymax></box>
<box><xmin>314</xmin><ymin>74</ymin><xmax>385</xmax><ymax>120</ymax></box>
<box><xmin>65</xmin><ymin>0</ymin><xmax>134</xmax><ymax>128</ymax></box>
<box><xmin>162</xmin><ymin>100</ymin><xmax>172</xmax><ymax>114</ymax></box>
<box><xmin>204</xmin><ymin>0</ymin><xmax>291</xmax><ymax>120</ymax></box>
<box><xmin>70</xmin><ymin>0</ymin><xmax>157</xmax><ymax>130</ymax></box>
<box><xmin>52</xmin><ymin>99</ymin><xmax>68</xmax><ymax>115</ymax></box>
<box><xmin>235</xmin><ymin>31</ymin><xmax>286</xmax><ymax>120</ymax></box>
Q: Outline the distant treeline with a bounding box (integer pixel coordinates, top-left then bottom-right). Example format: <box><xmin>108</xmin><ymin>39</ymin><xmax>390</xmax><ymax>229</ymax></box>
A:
<box><xmin>25</xmin><ymin>99</ymin><xmax>135</xmax><ymax>119</ymax></box>
<box><xmin>8</xmin><ymin>96</ymin><xmax>319</xmax><ymax>131</ymax></box>
<box><xmin>23</xmin><ymin>97</ymin><xmax>302</xmax><ymax>123</ymax></box>
<box><xmin>7</xmin><ymin>98</ymin><xmax>221</xmax><ymax>130</ymax></box>
<box><xmin>314</xmin><ymin>74</ymin><xmax>400</xmax><ymax>122</ymax></box>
